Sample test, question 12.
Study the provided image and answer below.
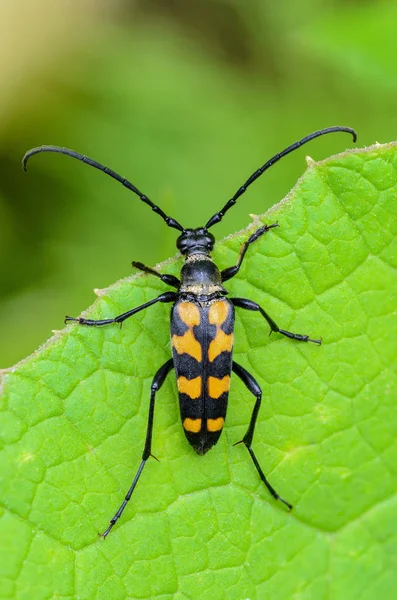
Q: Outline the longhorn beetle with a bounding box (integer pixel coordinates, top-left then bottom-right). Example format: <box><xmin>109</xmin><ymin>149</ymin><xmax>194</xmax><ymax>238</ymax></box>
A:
<box><xmin>23</xmin><ymin>126</ymin><xmax>357</xmax><ymax>537</ymax></box>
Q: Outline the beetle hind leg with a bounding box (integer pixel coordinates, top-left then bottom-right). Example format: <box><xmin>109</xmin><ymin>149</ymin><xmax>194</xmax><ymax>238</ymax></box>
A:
<box><xmin>100</xmin><ymin>358</ymin><xmax>174</xmax><ymax>538</ymax></box>
<box><xmin>232</xmin><ymin>361</ymin><xmax>292</xmax><ymax>510</ymax></box>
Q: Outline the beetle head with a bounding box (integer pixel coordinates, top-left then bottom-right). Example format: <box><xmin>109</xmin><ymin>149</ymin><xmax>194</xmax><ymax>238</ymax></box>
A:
<box><xmin>177</xmin><ymin>228</ymin><xmax>215</xmax><ymax>256</ymax></box>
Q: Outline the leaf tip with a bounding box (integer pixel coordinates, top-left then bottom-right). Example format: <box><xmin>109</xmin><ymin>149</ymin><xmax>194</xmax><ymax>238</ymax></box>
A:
<box><xmin>305</xmin><ymin>155</ymin><xmax>316</xmax><ymax>167</ymax></box>
<box><xmin>94</xmin><ymin>288</ymin><xmax>106</xmax><ymax>297</ymax></box>
<box><xmin>248</xmin><ymin>214</ymin><xmax>262</xmax><ymax>228</ymax></box>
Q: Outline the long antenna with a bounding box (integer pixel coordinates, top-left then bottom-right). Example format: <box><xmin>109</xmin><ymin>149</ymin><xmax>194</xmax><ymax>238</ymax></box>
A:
<box><xmin>22</xmin><ymin>145</ymin><xmax>185</xmax><ymax>233</ymax></box>
<box><xmin>205</xmin><ymin>126</ymin><xmax>357</xmax><ymax>229</ymax></box>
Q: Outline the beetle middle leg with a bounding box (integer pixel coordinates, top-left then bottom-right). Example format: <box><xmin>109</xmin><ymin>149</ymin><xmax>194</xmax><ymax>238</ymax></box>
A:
<box><xmin>231</xmin><ymin>297</ymin><xmax>321</xmax><ymax>344</ymax></box>
<box><xmin>232</xmin><ymin>361</ymin><xmax>292</xmax><ymax>510</ymax></box>
<box><xmin>101</xmin><ymin>358</ymin><xmax>174</xmax><ymax>538</ymax></box>
<box><xmin>65</xmin><ymin>291</ymin><xmax>177</xmax><ymax>326</ymax></box>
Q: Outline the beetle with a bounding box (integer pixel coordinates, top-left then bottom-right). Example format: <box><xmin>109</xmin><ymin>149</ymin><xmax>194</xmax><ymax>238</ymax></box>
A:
<box><xmin>23</xmin><ymin>125</ymin><xmax>356</xmax><ymax>536</ymax></box>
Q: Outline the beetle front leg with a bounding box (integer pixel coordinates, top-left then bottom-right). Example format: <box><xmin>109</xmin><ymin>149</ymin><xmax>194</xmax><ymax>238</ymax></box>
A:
<box><xmin>132</xmin><ymin>261</ymin><xmax>180</xmax><ymax>288</ymax></box>
<box><xmin>221</xmin><ymin>222</ymin><xmax>278</xmax><ymax>282</ymax></box>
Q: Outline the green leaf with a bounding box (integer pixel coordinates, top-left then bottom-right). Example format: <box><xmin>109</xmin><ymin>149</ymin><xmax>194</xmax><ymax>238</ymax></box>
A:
<box><xmin>1</xmin><ymin>142</ymin><xmax>397</xmax><ymax>599</ymax></box>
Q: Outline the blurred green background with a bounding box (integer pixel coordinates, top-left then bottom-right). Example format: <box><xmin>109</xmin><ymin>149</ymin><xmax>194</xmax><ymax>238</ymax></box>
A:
<box><xmin>1</xmin><ymin>0</ymin><xmax>396</xmax><ymax>368</ymax></box>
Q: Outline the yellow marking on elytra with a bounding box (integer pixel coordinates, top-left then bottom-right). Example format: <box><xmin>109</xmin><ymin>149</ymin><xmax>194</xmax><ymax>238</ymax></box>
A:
<box><xmin>207</xmin><ymin>417</ymin><xmax>224</xmax><ymax>432</ymax></box>
<box><xmin>208</xmin><ymin>330</ymin><xmax>234</xmax><ymax>362</ymax></box>
<box><xmin>173</xmin><ymin>302</ymin><xmax>202</xmax><ymax>362</ymax></box>
<box><xmin>208</xmin><ymin>375</ymin><xmax>231</xmax><ymax>399</ymax></box>
<box><xmin>183</xmin><ymin>417</ymin><xmax>202</xmax><ymax>433</ymax></box>
<box><xmin>208</xmin><ymin>301</ymin><xmax>234</xmax><ymax>362</ymax></box>
<box><xmin>177</xmin><ymin>376</ymin><xmax>202</xmax><ymax>399</ymax></box>
<box><xmin>172</xmin><ymin>330</ymin><xmax>202</xmax><ymax>362</ymax></box>
<box><xmin>178</xmin><ymin>302</ymin><xmax>200</xmax><ymax>327</ymax></box>
<box><xmin>208</xmin><ymin>301</ymin><xmax>229</xmax><ymax>325</ymax></box>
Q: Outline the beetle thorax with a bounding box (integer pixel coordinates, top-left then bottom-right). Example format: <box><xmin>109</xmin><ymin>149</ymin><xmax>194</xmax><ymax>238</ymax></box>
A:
<box><xmin>179</xmin><ymin>253</ymin><xmax>226</xmax><ymax>296</ymax></box>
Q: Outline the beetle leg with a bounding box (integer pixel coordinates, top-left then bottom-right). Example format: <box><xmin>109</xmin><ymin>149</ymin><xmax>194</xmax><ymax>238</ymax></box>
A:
<box><xmin>101</xmin><ymin>358</ymin><xmax>174</xmax><ymax>538</ymax></box>
<box><xmin>232</xmin><ymin>361</ymin><xmax>292</xmax><ymax>510</ymax></box>
<box><xmin>132</xmin><ymin>261</ymin><xmax>180</xmax><ymax>288</ymax></box>
<box><xmin>231</xmin><ymin>297</ymin><xmax>321</xmax><ymax>344</ymax></box>
<box><xmin>65</xmin><ymin>291</ymin><xmax>177</xmax><ymax>326</ymax></box>
<box><xmin>221</xmin><ymin>223</ymin><xmax>278</xmax><ymax>282</ymax></box>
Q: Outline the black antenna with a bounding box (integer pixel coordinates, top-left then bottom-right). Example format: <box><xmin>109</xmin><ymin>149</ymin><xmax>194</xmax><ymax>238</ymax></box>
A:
<box><xmin>205</xmin><ymin>126</ymin><xmax>357</xmax><ymax>229</ymax></box>
<box><xmin>22</xmin><ymin>146</ymin><xmax>185</xmax><ymax>233</ymax></box>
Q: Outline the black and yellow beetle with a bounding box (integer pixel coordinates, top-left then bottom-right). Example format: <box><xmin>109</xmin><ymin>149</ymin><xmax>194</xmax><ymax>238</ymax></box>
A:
<box><xmin>23</xmin><ymin>126</ymin><xmax>356</xmax><ymax>536</ymax></box>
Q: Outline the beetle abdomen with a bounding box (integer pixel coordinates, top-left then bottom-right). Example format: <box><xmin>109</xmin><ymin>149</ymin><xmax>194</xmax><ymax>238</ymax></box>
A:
<box><xmin>171</xmin><ymin>297</ymin><xmax>235</xmax><ymax>454</ymax></box>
